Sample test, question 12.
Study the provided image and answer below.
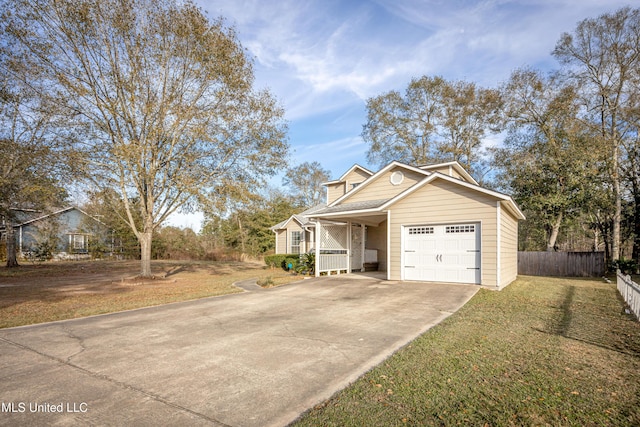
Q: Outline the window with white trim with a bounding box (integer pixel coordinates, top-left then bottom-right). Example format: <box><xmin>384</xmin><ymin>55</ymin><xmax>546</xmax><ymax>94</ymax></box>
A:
<box><xmin>69</xmin><ymin>234</ymin><xmax>88</xmax><ymax>251</ymax></box>
<box><xmin>290</xmin><ymin>231</ymin><xmax>301</xmax><ymax>254</ymax></box>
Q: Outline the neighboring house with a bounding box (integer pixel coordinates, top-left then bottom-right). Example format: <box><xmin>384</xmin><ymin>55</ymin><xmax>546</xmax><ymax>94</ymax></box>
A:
<box><xmin>271</xmin><ymin>160</ymin><xmax>525</xmax><ymax>289</ymax></box>
<box><xmin>5</xmin><ymin>207</ymin><xmax>112</xmax><ymax>259</ymax></box>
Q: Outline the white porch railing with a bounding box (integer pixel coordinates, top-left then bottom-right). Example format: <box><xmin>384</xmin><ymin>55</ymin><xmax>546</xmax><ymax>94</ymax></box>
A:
<box><xmin>319</xmin><ymin>252</ymin><xmax>348</xmax><ymax>273</ymax></box>
<box><xmin>617</xmin><ymin>270</ymin><xmax>640</xmax><ymax>321</ymax></box>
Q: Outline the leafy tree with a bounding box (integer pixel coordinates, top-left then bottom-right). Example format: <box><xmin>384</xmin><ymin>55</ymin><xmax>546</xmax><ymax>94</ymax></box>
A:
<box><xmin>283</xmin><ymin>161</ymin><xmax>331</xmax><ymax>208</ymax></box>
<box><xmin>24</xmin><ymin>217</ymin><xmax>60</xmax><ymax>262</ymax></box>
<box><xmin>362</xmin><ymin>75</ymin><xmax>500</xmax><ymax>178</ymax></box>
<box><xmin>153</xmin><ymin>226</ymin><xmax>203</xmax><ymax>260</ymax></box>
<box><xmin>2</xmin><ymin>0</ymin><xmax>289</xmax><ymax>277</ymax></box>
<box><xmin>202</xmin><ymin>190</ymin><xmax>300</xmax><ymax>256</ymax></box>
<box><xmin>493</xmin><ymin>68</ymin><xmax>601</xmax><ymax>251</ymax></box>
<box><xmin>363</xmin><ymin>76</ymin><xmax>446</xmax><ymax>168</ymax></box>
<box><xmin>81</xmin><ymin>189</ymin><xmax>140</xmax><ymax>259</ymax></box>
<box><xmin>553</xmin><ymin>6</ymin><xmax>640</xmax><ymax>260</ymax></box>
<box><xmin>0</xmin><ymin>75</ymin><xmax>68</xmax><ymax>267</ymax></box>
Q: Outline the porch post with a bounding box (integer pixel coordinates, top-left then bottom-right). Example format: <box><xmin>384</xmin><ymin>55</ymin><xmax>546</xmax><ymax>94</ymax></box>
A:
<box><xmin>315</xmin><ymin>220</ymin><xmax>321</xmax><ymax>277</ymax></box>
<box><xmin>361</xmin><ymin>224</ymin><xmax>366</xmax><ymax>272</ymax></box>
<box><xmin>347</xmin><ymin>221</ymin><xmax>352</xmax><ymax>273</ymax></box>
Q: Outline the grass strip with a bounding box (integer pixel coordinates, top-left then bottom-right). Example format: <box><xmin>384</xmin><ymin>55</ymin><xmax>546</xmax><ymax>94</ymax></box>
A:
<box><xmin>294</xmin><ymin>276</ymin><xmax>640</xmax><ymax>426</ymax></box>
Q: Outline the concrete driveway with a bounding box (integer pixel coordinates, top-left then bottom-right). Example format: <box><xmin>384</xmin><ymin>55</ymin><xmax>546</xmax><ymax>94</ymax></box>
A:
<box><xmin>0</xmin><ymin>274</ymin><xmax>478</xmax><ymax>427</ymax></box>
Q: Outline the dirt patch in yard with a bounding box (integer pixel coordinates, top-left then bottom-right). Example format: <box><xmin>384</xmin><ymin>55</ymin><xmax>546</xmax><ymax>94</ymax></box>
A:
<box><xmin>0</xmin><ymin>260</ymin><xmax>295</xmax><ymax>328</ymax></box>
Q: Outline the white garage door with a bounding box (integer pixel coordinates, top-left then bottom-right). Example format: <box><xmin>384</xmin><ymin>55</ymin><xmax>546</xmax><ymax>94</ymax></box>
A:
<box><xmin>403</xmin><ymin>223</ymin><xmax>480</xmax><ymax>284</ymax></box>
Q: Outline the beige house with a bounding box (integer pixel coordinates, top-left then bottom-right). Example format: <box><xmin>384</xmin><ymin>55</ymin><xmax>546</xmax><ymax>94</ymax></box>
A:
<box><xmin>271</xmin><ymin>160</ymin><xmax>525</xmax><ymax>289</ymax></box>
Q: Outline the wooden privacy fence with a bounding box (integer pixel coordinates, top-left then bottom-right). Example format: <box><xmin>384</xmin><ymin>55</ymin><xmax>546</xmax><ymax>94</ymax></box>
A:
<box><xmin>518</xmin><ymin>251</ymin><xmax>605</xmax><ymax>277</ymax></box>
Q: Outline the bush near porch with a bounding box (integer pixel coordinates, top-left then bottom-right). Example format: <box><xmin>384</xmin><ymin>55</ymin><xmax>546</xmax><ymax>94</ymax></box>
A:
<box><xmin>294</xmin><ymin>276</ymin><xmax>640</xmax><ymax>426</ymax></box>
<box><xmin>264</xmin><ymin>253</ymin><xmax>300</xmax><ymax>271</ymax></box>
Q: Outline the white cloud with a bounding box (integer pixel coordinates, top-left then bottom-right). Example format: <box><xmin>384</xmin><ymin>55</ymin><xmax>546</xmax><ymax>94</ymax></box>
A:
<box><xmin>193</xmin><ymin>0</ymin><xmax>635</xmax><ymax>184</ymax></box>
<box><xmin>200</xmin><ymin>0</ymin><xmax>635</xmax><ymax>97</ymax></box>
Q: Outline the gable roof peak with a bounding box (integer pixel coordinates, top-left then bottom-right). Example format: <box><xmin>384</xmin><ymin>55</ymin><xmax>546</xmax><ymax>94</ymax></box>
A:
<box><xmin>323</xmin><ymin>164</ymin><xmax>374</xmax><ymax>185</ymax></box>
<box><xmin>418</xmin><ymin>161</ymin><xmax>478</xmax><ymax>185</ymax></box>
<box><xmin>327</xmin><ymin>160</ymin><xmax>431</xmax><ymax>207</ymax></box>
<box><xmin>16</xmin><ymin>206</ymin><xmax>106</xmax><ymax>227</ymax></box>
<box><xmin>339</xmin><ymin>164</ymin><xmax>373</xmax><ymax>181</ymax></box>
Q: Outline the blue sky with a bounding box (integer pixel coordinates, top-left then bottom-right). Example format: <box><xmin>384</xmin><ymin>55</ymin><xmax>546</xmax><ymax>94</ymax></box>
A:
<box><xmin>167</xmin><ymin>0</ymin><xmax>632</xmax><ymax>230</ymax></box>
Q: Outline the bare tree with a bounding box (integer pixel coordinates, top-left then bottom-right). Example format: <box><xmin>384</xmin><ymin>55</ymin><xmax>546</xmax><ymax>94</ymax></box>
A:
<box><xmin>362</xmin><ymin>75</ymin><xmax>500</xmax><ymax>178</ymax></box>
<box><xmin>363</xmin><ymin>76</ymin><xmax>446</xmax><ymax>168</ymax></box>
<box><xmin>2</xmin><ymin>0</ymin><xmax>289</xmax><ymax>276</ymax></box>
<box><xmin>283</xmin><ymin>161</ymin><xmax>331</xmax><ymax>208</ymax></box>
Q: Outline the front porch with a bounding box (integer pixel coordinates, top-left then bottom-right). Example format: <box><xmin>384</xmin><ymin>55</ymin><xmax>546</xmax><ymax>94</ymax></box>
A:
<box><xmin>312</xmin><ymin>217</ymin><xmax>387</xmax><ymax>278</ymax></box>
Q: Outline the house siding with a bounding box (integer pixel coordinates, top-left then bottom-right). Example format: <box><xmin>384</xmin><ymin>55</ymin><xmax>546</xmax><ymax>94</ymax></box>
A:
<box><xmin>326</xmin><ymin>168</ymin><xmax>372</xmax><ymax>204</ymax></box>
<box><xmin>499</xmin><ymin>203</ymin><xmax>519</xmax><ymax>288</ymax></box>
<box><xmin>275</xmin><ymin>229</ymin><xmax>288</xmax><ymax>253</ymax></box>
<box><xmin>344</xmin><ymin>168</ymin><xmax>372</xmax><ymax>189</ymax></box>
<box><xmin>386</xmin><ymin>179</ymin><xmax>499</xmax><ymax>286</ymax></box>
<box><xmin>327</xmin><ymin>182</ymin><xmax>346</xmax><ymax>205</ymax></box>
<box><xmin>345</xmin><ymin>166</ymin><xmax>426</xmax><ymax>205</ymax></box>
<box><xmin>366</xmin><ymin>220</ymin><xmax>387</xmax><ymax>271</ymax></box>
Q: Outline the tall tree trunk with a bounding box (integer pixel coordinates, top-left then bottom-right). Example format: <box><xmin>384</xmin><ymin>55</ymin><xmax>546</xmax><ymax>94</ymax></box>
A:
<box><xmin>5</xmin><ymin>221</ymin><xmax>19</xmax><ymax>267</ymax></box>
<box><xmin>601</xmin><ymin>221</ymin><xmax>611</xmax><ymax>265</ymax></box>
<box><xmin>139</xmin><ymin>230</ymin><xmax>152</xmax><ymax>277</ymax></box>
<box><xmin>546</xmin><ymin>212</ymin><xmax>563</xmax><ymax>251</ymax></box>
<box><xmin>612</xmin><ymin>144</ymin><xmax>621</xmax><ymax>261</ymax></box>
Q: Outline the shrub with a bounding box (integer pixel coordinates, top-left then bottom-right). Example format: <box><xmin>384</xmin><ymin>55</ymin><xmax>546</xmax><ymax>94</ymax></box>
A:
<box><xmin>609</xmin><ymin>258</ymin><xmax>638</xmax><ymax>275</ymax></box>
<box><xmin>257</xmin><ymin>276</ymin><xmax>275</xmax><ymax>287</ymax></box>
<box><xmin>281</xmin><ymin>255</ymin><xmax>299</xmax><ymax>271</ymax></box>
<box><xmin>264</xmin><ymin>254</ymin><xmax>299</xmax><ymax>271</ymax></box>
<box><xmin>296</xmin><ymin>252</ymin><xmax>315</xmax><ymax>275</ymax></box>
<box><xmin>29</xmin><ymin>240</ymin><xmax>56</xmax><ymax>262</ymax></box>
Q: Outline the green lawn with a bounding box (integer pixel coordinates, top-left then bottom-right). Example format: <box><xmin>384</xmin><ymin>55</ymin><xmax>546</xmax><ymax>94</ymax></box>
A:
<box><xmin>294</xmin><ymin>276</ymin><xmax>640</xmax><ymax>426</ymax></box>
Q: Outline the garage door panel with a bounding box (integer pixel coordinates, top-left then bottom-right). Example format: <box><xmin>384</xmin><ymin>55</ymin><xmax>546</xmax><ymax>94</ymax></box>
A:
<box><xmin>459</xmin><ymin>240</ymin><xmax>476</xmax><ymax>251</ymax></box>
<box><xmin>403</xmin><ymin>223</ymin><xmax>480</xmax><ymax>284</ymax></box>
<box><xmin>422</xmin><ymin>240</ymin><xmax>437</xmax><ymax>251</ymax></box>
<box><xmin>456</xmin><ymin>253</ymin><xmax>478</xmax><ymax>266</ymax></box>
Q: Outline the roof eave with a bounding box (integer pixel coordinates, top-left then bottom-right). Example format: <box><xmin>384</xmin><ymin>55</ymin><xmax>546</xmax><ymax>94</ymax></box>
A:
<box><xmin>380</xmin><ymin>172</ymin><xmax>525</xmax><ymax>219</ymax></box>
<box><xmin>309</xmin><ymin>207</ymin><xmax>383</xmax><ymax>219</ymax></box>
<box><xmin>418</xmin><ymin>161</ymin><xmax>478</xmax><ymax>185</ymax></box>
